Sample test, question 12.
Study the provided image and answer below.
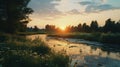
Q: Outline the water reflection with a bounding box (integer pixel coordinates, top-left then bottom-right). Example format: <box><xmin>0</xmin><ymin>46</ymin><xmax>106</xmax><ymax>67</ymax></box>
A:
<box><xmin>26</xmin><ymin>34</ymin><xmax>120</xmax><ymax>67</ymax></box>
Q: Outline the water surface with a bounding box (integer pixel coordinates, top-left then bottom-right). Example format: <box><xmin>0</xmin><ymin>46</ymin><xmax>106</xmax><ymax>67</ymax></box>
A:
<box><xmin>27</xmin><ymin>34</ymin><xmax>120</xmax><ymax>67</ymax></box>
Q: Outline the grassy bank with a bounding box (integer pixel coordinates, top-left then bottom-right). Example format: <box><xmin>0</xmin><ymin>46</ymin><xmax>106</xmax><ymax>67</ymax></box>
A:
<box><xmin>17</xmin><ymin>31</ymin><xmax>46</xmax><ymax>35</ymax></box>
<box><xmin>0</xmin><ymin>33</ymin><xmax>69</xmax><ymax>67</ymax></box>
<box><xmin>48</xmin><ymin>33</ymin><xmax>120</xmax><ymax>44</ymax></box>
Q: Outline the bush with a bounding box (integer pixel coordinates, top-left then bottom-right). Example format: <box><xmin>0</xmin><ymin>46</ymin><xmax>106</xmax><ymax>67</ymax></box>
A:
<box><xmin>32</xmin><ymin>44</ymin><xmax>51</xmax><ymax>55</ymax></box>
<box><xmin>48</xmin><ymin>33</ymin><xmax>120</xmax><ymax>44</ymax></box>
<box><xmin>0</xmin><ymin>33</ymin><xmax>10</xmax><ymax>42</ymax></box>
<box><xmin>100</xmin><ymin>33</ymin><xmax>120</xmax><ymax>44</ymax></box>
<box><xmin>0</xmin><ymin>35</ymin><xmax>70</xmax><ymax>67</ymax></box>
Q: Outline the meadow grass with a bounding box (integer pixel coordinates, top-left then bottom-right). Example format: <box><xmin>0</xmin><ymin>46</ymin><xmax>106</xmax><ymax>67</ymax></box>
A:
<box><xmin>0</xmin><ymin>33</ymin><xmax>70</xmax><ymax>67</ymax></box>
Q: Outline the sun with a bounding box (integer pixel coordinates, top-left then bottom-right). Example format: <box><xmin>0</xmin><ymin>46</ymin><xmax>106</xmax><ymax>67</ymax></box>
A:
<box><xmin>60</xmin><ymin>26</ymin><xmax>66</xmax><ymax>31</ymax></box>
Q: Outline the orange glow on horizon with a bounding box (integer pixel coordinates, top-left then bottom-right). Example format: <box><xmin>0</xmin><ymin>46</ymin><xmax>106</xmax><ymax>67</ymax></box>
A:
<box><xmin>59</xmin><ymin>26</ymin><xmax>66</xmax><ymax>31</ymax></box>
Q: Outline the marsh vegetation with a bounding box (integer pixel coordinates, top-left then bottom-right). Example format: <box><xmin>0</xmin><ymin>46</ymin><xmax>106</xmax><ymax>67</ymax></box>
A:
<box><xmin>0</xmin><ymin>34</ymin><xmax>69</xmax><ymax>67</ymax></box>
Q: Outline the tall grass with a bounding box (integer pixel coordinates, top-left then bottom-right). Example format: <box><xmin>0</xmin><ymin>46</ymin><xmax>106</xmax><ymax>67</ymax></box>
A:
<box><xmin>100</xmin><ymin>33</ymin><xmax>120</xmax><ymax>44</ymax></box>
<box><xmin>48</xmin><ymin>33</ymin><xmax>120</xmax><ymax>44</ymax></box>
<box><xmin>0</xmin><ymin>34</ymin><xmax>70</xmax><ymax>67</ymax></box>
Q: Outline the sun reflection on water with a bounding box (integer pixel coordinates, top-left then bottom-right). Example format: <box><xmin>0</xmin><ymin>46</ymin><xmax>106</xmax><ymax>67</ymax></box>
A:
<box><xmin>27</xmin><ymin>34</ymin><xmax>120</xmax><ymax>67</ymax></box>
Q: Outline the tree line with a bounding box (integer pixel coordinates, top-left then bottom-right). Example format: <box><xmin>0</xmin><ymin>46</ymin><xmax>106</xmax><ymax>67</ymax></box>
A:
<box><xmin>0</xmin><ymin>0</ymin><xmax>119</xmax><ymax>33</ymax></box>
<box><xmin>45</xmin><ymin>18</ymin><xmax>120</xmax><ymax>33</ymax></box>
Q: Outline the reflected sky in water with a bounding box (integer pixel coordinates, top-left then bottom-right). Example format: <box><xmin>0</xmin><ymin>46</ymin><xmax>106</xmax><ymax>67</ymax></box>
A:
<box><xmin>27</xmin><ymin>34</ymin><xmax>120</xmax><ymax>67</ymax></box>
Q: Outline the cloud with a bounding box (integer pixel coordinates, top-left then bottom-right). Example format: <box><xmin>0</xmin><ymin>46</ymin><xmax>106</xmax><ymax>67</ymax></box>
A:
<box><xmin>28</xmin><ymin>0</ymin><xmax>120</xmax><ymax>17</ymax></box>
<box><xmin>79</xmin><ymin>1</ymin><xmax>120</xmax><ymax>13</ymax></box>
<box><xmin>79</xmin><ymin>1</ymin><xmax>93</xmax><ymax>5</ymax></box>
<box><xmin>67</xmin><ymin>9</ymin><xmax>81</xmax><ymax>14</ymax></box>
<box><xmin>52</xmin><ymin>0</ymin><xmax>82</xmax><ymax>12</ymax></box>
<box><xmin>28</xmin><ymin>0</ymin><xmax>62</xmax><ymax>18</ymax></box>
<box><xmin>101</xmin><ymin>0</ymin><xmax>107</xmax><ymax>3</ymax></box>
<box><xmin>53</xmin><ymin>0</ymin><xmax>120</xmax><ymax>14</ymax></box>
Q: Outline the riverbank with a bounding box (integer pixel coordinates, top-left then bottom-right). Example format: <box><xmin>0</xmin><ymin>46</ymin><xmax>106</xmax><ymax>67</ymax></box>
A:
<box><xmin>0</xmin><ymin>33</ymin><xmax>69</xmax><ymax>67</ymax></box>
<box><xmin>48</xmin><ymin>33</ymin><xmax>120</xmax><ymax>45</ymax></box>
<box><xmin>17</xmin><ymin>31</ymin><xmax>46</xmax><ymax>35</ymax></box>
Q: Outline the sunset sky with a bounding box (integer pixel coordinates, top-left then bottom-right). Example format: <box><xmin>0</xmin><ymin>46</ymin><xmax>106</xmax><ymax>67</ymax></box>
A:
<box><xmin>28</xmin><ymin>0</ymin><xmax>120</xmax><ymax>29</ymax></box>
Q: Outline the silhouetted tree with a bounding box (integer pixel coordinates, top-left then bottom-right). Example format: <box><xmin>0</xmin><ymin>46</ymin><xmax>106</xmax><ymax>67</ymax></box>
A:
<box><xmin>0</xmin><ymin>0</ymin><xmax>7</xmax><ymax>32</ymax></box>
<box><xmin>103</xmin><ymin>18</ymin><xmax>116</xmax><ymax>33</ymax></box>
<box><xmin>70</xmin><ymin>26</ymin><xmax>77</xmax><ymax>32</ymax></box>
<box><xmin>77</xmin><ymin>23</ymin><xmax>82</xmax><ymax>32</ymax></box>
<box><xmin>45</xmin><ymin>24</ymin><xmax>56</xmax><ymax>32</ymax></box>
<box><xmin>27</xmin><ymin>27</ymin><xmax>33</xmax><ymax>32</ymax></box>
<box><xmin>45</xmin><ymin>24</ymin><xmax>50</xmax><ymax>31</ymax></box>
<box><xmin>90</xmin><ymin>20</ymin><xmax>98</xmax><ymax>32</ymax></box>
<box><xmin>82</xmin><ymin>23</ymin><xmax>90</xmax><ymax>32</ymax></box>
<box><xmin>33</xmin><ymin>26</ymin><xmax>39</xmax><ymax>31</ymax></box>
<box><xmin>0</xmin><ymin>19</ymin><xmax>6</xmax><ymax>32</ymax></box>
<box><xmin>0</xmin><ymin>0</ymin><xmax>33</xmax><ymax>33</ymax></box>
<box><xmin>98</xmin><ymin>26</ymin><xmax>104</xmax><ymax>32</ymax></box>
<box><xmin>115</xmin><ymin>20</ymin><xmax>120</xmax><ymax>32</ymax></box>
<box><xmin>44</xmin><ymin>18</ymin><xmax>120</xmax><ymax>33</ymax></box>
<box><xmin>65</xmin><ymin>25</ymin><xmax>71</xmax><ymax>32</ymax></box>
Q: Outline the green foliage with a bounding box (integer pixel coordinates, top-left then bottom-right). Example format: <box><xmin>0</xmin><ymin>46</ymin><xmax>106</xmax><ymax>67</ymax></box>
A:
<box><xmin>0</xmin><ymin>34</ymin><xmax>70</xmax><ymax>67</ymax></box>
<box><xmin>48</xmin><ymin>33</ymin><xmax>120</xmax><ymax>44</ymax></box>
<box><xmin>2</xmin><ymin>50</ymin><xmax>37</xmax><ymax>67</ymax></box>
<box><xmin>51</xmin><ymin>53</ymin><xmax>69</xmax><ymax>67</ymax></box>
<box><xmin>0</xmin><ymin>0</ymin><xmax>33</xmax><ymax>33</ymax></box>
<box><xmin>100</xmin><ymin>33</ymin><xmax>120</xmax><ymax>44</ymax></box>
<box><xmin>0</xmin><ymin>33</ymin><xmax>10</xmax><ymax>42</ymax></box>
<box><xmin>32</xmin><ymin>38</ymin><xmax>51</xmax><ymax>55</ymax></box>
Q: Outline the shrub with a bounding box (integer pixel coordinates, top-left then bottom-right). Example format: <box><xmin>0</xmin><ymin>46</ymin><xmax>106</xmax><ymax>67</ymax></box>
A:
<box><xmin>100</xmin><ymin>33</ymin><xmax>120</xmax><ymax>44</ymax></box>
<box><xmin>0</xmin><ymin>35</ymin><xmax>70</xmax><ymax>67</ymax></box>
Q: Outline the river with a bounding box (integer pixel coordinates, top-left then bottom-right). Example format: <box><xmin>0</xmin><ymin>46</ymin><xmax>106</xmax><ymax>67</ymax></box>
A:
<box><xmin>27</xmin><ymin>34</ymin><xmax>120</xmax><ymax>67</ymax></box>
